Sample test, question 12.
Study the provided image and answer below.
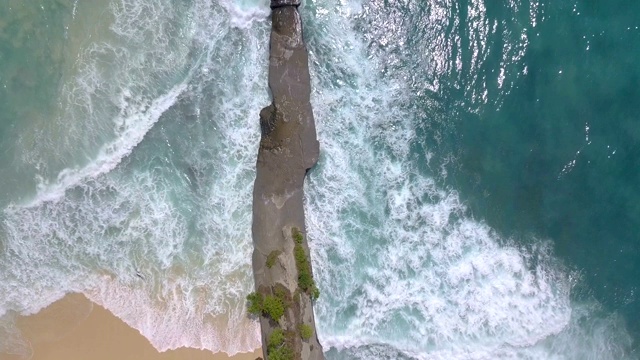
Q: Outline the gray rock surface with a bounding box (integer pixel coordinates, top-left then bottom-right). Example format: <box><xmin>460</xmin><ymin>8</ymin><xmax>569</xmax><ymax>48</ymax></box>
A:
<box><xmin>251</xmin><ymin>3</ymin><xmax>323</xmax><ymax>360</ymax></box>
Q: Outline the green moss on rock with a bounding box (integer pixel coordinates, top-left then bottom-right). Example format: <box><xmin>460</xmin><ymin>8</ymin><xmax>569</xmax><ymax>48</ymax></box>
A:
<box><xmin>246</xmin><ymin>289</ymin><xmax>288</xmax><ymax>322</ymax></box>
<box><xmin>263</xmin><ymin>294</ymin><xmax>286</xmax><ymax>322</ymax></box>
<box><xmin>266</xmin><ymin>250</ymin><xmax>282</xmax><ymax>268</ymax></box>
<box><xmin>246</xmin><ymin>292</ymin><xmax>264</xmax><ymax>316</ymax></box>
<box><xmin>267</xmin><ymin>329</ymin><xmax>294</xmax><ymax>360</ymax></box>
<box><xmin>299</xmin><ymin>323</ymin><xmax>313</xmax><ymax>341</ymax></box>
<box><xmin>291</xmin><ymin>228</ymin><xmax>320</xmax><ymax>300</ymax></box>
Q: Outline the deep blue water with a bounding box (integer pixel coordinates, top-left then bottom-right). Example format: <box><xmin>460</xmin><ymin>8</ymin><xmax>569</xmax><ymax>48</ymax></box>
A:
<box><xmin>407</xmin><ymin>0</ymin><xmax>640</xmax><ymax>349</ymax></box>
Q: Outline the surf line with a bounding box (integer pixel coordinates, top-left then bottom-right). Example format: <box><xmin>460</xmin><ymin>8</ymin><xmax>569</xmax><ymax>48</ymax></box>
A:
<box><xmin>249</xmin><ymin>0</ymin><xmax>324</xmax><ymax>359</ymax></box>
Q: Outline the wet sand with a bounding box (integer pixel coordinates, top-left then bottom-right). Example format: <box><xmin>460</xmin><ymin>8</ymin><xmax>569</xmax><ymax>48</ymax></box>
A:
<box><xmin>2</xmin><ymin>294</ymin><xmax>260</xmax><ymax>360</ymax></box>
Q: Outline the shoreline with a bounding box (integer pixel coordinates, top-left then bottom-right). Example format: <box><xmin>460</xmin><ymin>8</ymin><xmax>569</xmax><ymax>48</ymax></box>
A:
<box><xmin>2</xmin><ymin>294</ymin><xmax>261</xmax><ymax>360</ymax></box>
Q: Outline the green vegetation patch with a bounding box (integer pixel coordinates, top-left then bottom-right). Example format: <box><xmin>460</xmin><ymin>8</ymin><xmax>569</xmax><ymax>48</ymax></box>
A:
<box><xmin>273</xmin><ymin>284</ymin><xmax>292</xmax><ymax>307</ymax></box>
<box><xmin>299</xmin><ymin>323</ymin><xmax>313</xmax><ymax>341</ymax></box>
<box><xmin>267</xmin><ymin>329</ymin><xmax>294</xmax><ymax>360</ymax></box>
<box><xmin>246</xmin><ymin>288</ymin><xmax>290</xmax><ymax>322</ymax></box>
<box><xmin>268</xmin><ymin>328</ymin><xmax>286</xmax><ymax>349</ymax></box>
<box><xmin>266</xmin><ymin>250</ymin><xmax>282</xmax><ymax>268</ymax></box>
<box><xmin>291</xmin><ymin>228</ymin><xmax>320</xmax><ymax>300</ymax></box>
<box><xmin>246</xmin><ymin>292</ymin><xmax>264</xmax><ymax>316</ymax></box>
<box><xmin>263</xmin><ymin>294</ymin><xmax>286</xmax><ymax>322</ymax></box>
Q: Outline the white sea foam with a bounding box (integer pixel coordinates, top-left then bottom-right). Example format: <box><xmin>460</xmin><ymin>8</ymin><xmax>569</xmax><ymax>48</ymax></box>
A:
<box><xmin>302</xmin><ymin>0</ymin><xmax>635</xmax><ymax>358</ymax></box>
<box><xmin>25</xmin><ymin>82</ymin><xmax>188</xmax><ymax>207</ymax></box>
<box><xmin>1</xmin><ymin>0</ymin><xmax>269</xmax><ymax>357</ymax></box>
<box><xmin>14</xmin><ymin>0</ymin><xmax>197</xmax><ymax>207</ymax></box>
<box><xmin>219</xmin><ymin>0</ymin><xmax>270</xmax><ymax>29</ymax></box>
<box><xmin>2</xmin><ymin>150</ymin><xmax>261</xmax><ymax>351</ymax></box>
<box><xmin>85</xmin><ymin>276</ymin><xmax>260</xmax><ymax>353</ymax></box>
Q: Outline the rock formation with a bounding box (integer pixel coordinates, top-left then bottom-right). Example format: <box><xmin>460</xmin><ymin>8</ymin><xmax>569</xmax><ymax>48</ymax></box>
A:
<box><xmin>250</xmin><ymin>1</ymin><xmax>324</xmax><ymax>359</ymax></box>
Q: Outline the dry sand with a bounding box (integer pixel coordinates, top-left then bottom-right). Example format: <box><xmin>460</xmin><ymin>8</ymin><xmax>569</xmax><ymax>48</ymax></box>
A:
<box><xmin>1</xmin><ymin>294</ymin><xmax>261</xmax><ymax>360</ymax></box>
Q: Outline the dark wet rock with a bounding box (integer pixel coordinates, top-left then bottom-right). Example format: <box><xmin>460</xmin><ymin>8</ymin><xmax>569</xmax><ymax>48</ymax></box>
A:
<box><xmin>270</xmin><ymin>0</ymin><xmax>301</xmax><ymax>9</ymax></box>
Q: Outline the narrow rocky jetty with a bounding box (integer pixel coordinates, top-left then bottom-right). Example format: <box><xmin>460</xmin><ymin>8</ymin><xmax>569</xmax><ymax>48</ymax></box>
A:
<box><xmin>250</xmin><ymin>1</ymin><xmax>323</xmax><ymax>360</ymax></box>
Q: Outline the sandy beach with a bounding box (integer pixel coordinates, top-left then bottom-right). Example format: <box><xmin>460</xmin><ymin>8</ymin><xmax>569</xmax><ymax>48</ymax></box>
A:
<box><xmin>2</xmin><ymin>294</ymin><xmax>261</xmax><ymax>360</ymax></box>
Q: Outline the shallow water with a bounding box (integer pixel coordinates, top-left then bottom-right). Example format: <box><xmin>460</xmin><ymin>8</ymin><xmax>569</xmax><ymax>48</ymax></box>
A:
<box><xmin>0</xmin><ymin>0</ymin><xmax>638</xmax><ymax>359</ymax></box>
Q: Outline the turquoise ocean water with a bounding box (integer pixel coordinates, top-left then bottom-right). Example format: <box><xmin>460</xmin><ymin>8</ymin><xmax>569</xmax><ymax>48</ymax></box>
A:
<box><xmin>0</xmin><ymin>0</ymin><xmax>638</xmax><ymax>359</ymax></box>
